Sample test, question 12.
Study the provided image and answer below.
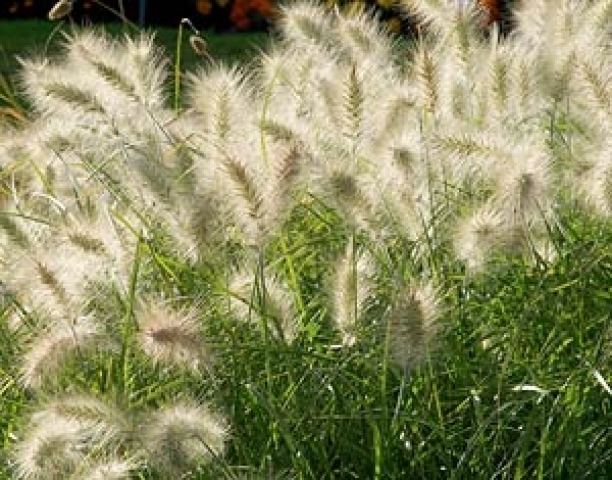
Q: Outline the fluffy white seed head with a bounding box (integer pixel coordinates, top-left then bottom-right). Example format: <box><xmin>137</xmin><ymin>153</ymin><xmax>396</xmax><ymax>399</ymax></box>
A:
<box><xmin>578</xmin><ymin>147</ymin><xmax>612</xmax><ymax>217</ymax></box>
<box><xmin>4</xmin><ymin>212</ymin><xmax>131</xmax><ymax>329</ymax></box>
<box><xmin>332</xmin><ymin>242</ymin><xmax>374</xmax><ymax>346</ymax></box>
<box><xmin>141</xmin><ymin>401</ymin><xmax>228</xmax><ymax>475</ymax></box>
<box><xmin>20</xmin><ymin>316</ymin><xmax>111</xmax><ymax>389</ymax></box>
<box><xmin>387</xmin><ymin>280</ymin><xmax>441</xmax><ymax>371</ymax></box>
<box><xmin>402</xmin><ymin>0</ymin><xmax>481</xmax><ymax>38</ymax></box>
<box><xmin>454</xmin><ymin>204</ymin><xmax>521</xmax><ymax>272</ymax></box>
<box><xmin>492</xmin><ymin>147</ymin><xmax>553</xmax><ymax>226</ymax></box>
<box><xmin>136</xmin><ymin>299</ymin><xmax>212</xmax><ymax>372</ymax></box>
<box><xmin>278</xmin><ymin>2</ymin><xmax>334</xmax><ymax>49</ymax></box>
<box><xmin>333</xmin><ymin>5</ymin><xmax>394</xmax><ymax>66</ymax></box>
<box><xmin>13</xmin><ymin>416</ymin><xmax>85</xmax><ymax>480</ymax></box>
<box><xmin>30</xmin><ymin>394</ymin><xmax>128</xmax><ymax>447</ymax></box>
<box><xmin>13</xmin><ymin>395</ymin><xmax>128</xmax><ymax>479</ymax></box>
<box><xmin>71</xmin><ymin>458</ymin><xmax>139</xmax><ymax>480</ymax></box>
<box><xmin>258</xmin><ymin>143</ymin><xmax>308</xmax><ymax>245</ymax></box>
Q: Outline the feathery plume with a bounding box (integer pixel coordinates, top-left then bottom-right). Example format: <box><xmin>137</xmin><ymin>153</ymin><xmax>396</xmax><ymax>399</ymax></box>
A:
<box><xmin>432</xmin><ymin>130</ymin><xmax>504</xmax><ymax>179</ymax></box>
<box><xmin>65</xmin><ymin>32</ymin><xmax>138</xmax><ymax>104</ymax></box>
<box><xmin>85</xmin><ymin>56</ymin><xmax>140</xmax><ymax>103</ymax></box>
<box><xmin>20</xmin><ymin>316</ymin><xmax>112</xmax><ymax>389</ymax></box>
<box><xmin>453</xmin><ymin>204</ymin><xmax>520</xmax><ymax>272</ymax></box>
<box><xmin>487</xmin><ymin>43</ymin><xmax>511</xmax><ymax>116</ymax></box>
<box><xmin>6</xmin><ymin>256</ymin><xmax>70</xmax><ymax>321</ymax></box>
<box><xmin>279</xmin><ymin>2</ymin><xmax>334</xmax><ymax>48</ymax></box>
<box><xmin>322</xmin><ymin>167</ymin><xmax>379</xmax><ymax>234</ymax></box>
<box><xmin>342</xmin><ymin>65</ymin><xmax>365</xmax><ymax>150</ymax></box>
<box><xmin>220</xmin><ymin>154</ymin><xmax>265</xmax><ymax>245</ymax></box>
<box><xmin>13</xmin><ymin>416</ymin><xmax>85</xmax><ymax>480</ymax></box>
<box><xmin>588</xmin><ymin>0</ymin><xmax>612</xmax><ymax>36</ymax></box>
<box><xmin>13</xmin><ymin>395</ymin><xmax>129</xmax><ymax>479</ymax></box>
<box><xmin>414</xmin><ymin>46</ymin><xmax>439</xmax><ymax>114</ymax></box>
<box><xmin>577</xmin><ymin>55</ymin><xmax>611</xmax><ymax>119</ymax></box>
<box><xmin>492</xmin><ymin>149</ymin><xmax>553</xmax><ymax>226</ymax></box>
<box><xmin>387</xmin><ymin>281</ymin><xmax>441</xmax><ymax>370</ymax></box>
<box><xmin>4</xmin><ymin>212</ymin><xmax>131</xmax><ymax>329</ymax></box>
<box><xmin>371</xmin><ymin>94</ymin><xmax>416</xmax><ymax>151</ymax></box>
<box><xmin>122</xmin><ymin>33</ymin><xmax>169</xmax><ymax>108</ymax></box>
<box><xmin>512</xmin><ymin>0</ymin><xmax>555</xmax><ymax>48</ymax></box>
<box><xmin>579</xmin><ymin>146</ymin><xmax>612</xmax><ymax>218</ymax></box>
<box><xmin>141</xmin><ymin>401</ymin><xmax>228</xmax><ymax>475</ymax></box>
<box><xmin>262</xmin><ymin>144</ymin><xmax>304</xmax><ymax>237</ymax></box>
<box><xmin>71</xmin><ymin>458</ymin><xmax>138</xmax><ymax>480</ymax></box>
<box><xmin>333</xmin><ymin>5</ymin><xmax>393</xmax><ymax>63</ymax></box>
<box><xmin>136</xmin><ymin>299</ymin><xmax>212</xmax><ymax>372</ymax></box>
<box><xmin>402</xmin><ymin>0</ymin><xmax>479</xmax><ymax>37</ymax></box>
<box><xmin>332</xmin><ymin>241</ymin><xmax>374</xmax><ymax>346</ymax></box>
<box><xmin>44</xmin><ymin>83</ymin><xmax>106</xmax><ymax>115</ymax></box>
<box><xmin>187</xmin><ymin>66</ymin><xmax>252</xmax><ymax>141</ymax></box>
<box><xmin>31</xmin><ymin>394</ymin><xmax>128</xmax><ymax>446</ymax></box>
<box><xmin>401</xmin><ymin>0</ymin><xmax>451</xmax><ymax>32</ymax></box>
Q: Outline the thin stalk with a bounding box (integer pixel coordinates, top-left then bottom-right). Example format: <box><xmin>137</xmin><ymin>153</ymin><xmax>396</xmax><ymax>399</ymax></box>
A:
<box><xmin>91</xmin><ymin>0</ymin><xmax>139</xmax><ymax>30</ymax></box>
<box><xmin>43</xmin><ymin>20</ymin><xmax>66</xmax><ymax>57</ymax></box>
<box><xmin>118</xmin><ymin>0</ymin><xmax>126</xmax><ymax>27</ymax></box>
<box><xmin>174</xmin><ymin>21</ymin><xmax>185</xmax><ymax>113</ymax></box>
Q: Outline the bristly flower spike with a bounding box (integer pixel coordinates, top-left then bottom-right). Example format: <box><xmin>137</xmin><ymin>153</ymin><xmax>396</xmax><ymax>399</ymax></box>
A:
<box><xmin>48</xmin><ymin>0</ymin><xmax>73</xmax><ymax>21</ymax></box>
<box><xmin>13</xmin><ymin>394</ymin><xmax>128</xmax><ymax>479</ymax></box>
<box><xmin>72</xmin><ymin>457</ymin><xmax>139</xmax><ymax>480</ymax></box>
<box><xmin>13</xmin><ymin>416</ymin><xmax>85</xmax><ymax>479</ymax></box>
<box><xmin>189</xmin><ymin>35</ymin><xmax>211</xmax><ymax>59</ymax></box>
<box><xmin>141</xmin><ymin>401</ymin><xmax>228</xmax><ymax>476</ymax></box>
<box><xmin>136</xmin><ymin>299</ymin><xmax>213</xmax><ymax>372</ymax></box>
<box><xmin>20</xmin><ymin>316</ymin><xmax>112</xmax><ymax>389</ymax></box>
<box><xmin>181</xmin><ymin>18</ymin><xmax>213</xmax><ymax>60</ymax></box>
<box><xmin>332</xmin><ymin>241</ymin><xmax>374</xmax><ymax>347</ymax></box>
<box><xmin>387</xmin><ymin>280</ymin><xmax>442</xmax><ymax>371</ymax></box>
<box><xmin>453</xmin><ymin>204</ymin><xmax>520</xmax><ymax>273</ymax></box>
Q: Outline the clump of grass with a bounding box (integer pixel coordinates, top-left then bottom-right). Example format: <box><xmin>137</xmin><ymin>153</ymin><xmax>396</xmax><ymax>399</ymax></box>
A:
<box><xmin>1</xmin><ymin>1</ymin><xmax>611</xmax><ymax>478</ymax></box>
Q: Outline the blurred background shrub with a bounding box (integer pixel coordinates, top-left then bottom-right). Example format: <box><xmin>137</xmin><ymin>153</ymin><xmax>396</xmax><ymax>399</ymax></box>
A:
<box><xmin>0</xmin><ymin>0</ymin><xmax>517</xmax><ymax>32</ymax></box>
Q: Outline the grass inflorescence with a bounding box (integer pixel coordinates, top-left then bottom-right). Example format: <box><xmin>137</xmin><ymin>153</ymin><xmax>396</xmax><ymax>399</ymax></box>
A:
<box><xmin>0</xmin><ymin>1</ymin><xmax>611</xmax><ymax>478</ymax></box>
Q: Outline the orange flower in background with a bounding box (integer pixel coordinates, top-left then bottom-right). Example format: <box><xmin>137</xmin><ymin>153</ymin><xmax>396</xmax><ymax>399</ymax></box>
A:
<box><xmin>478</xmin><ymin>0</ymin><xmax>502</xmax><ymax>24</ymax></box>
<box><xmin>196</xmin><ymin>0</ymin><xmax>213</xmax><ymax>16</ymax></box>
<box><xmin>230</xmin><ymin>0</ymin><xmax>274</xmax><ymax>30</ymax></box>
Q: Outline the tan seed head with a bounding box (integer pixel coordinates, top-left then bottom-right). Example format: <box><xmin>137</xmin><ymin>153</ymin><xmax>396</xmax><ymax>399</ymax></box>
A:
<box><xmin>48</xmin><ymin>0</ymin><xmax>73</xmax><ymax>21</ymax></box>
